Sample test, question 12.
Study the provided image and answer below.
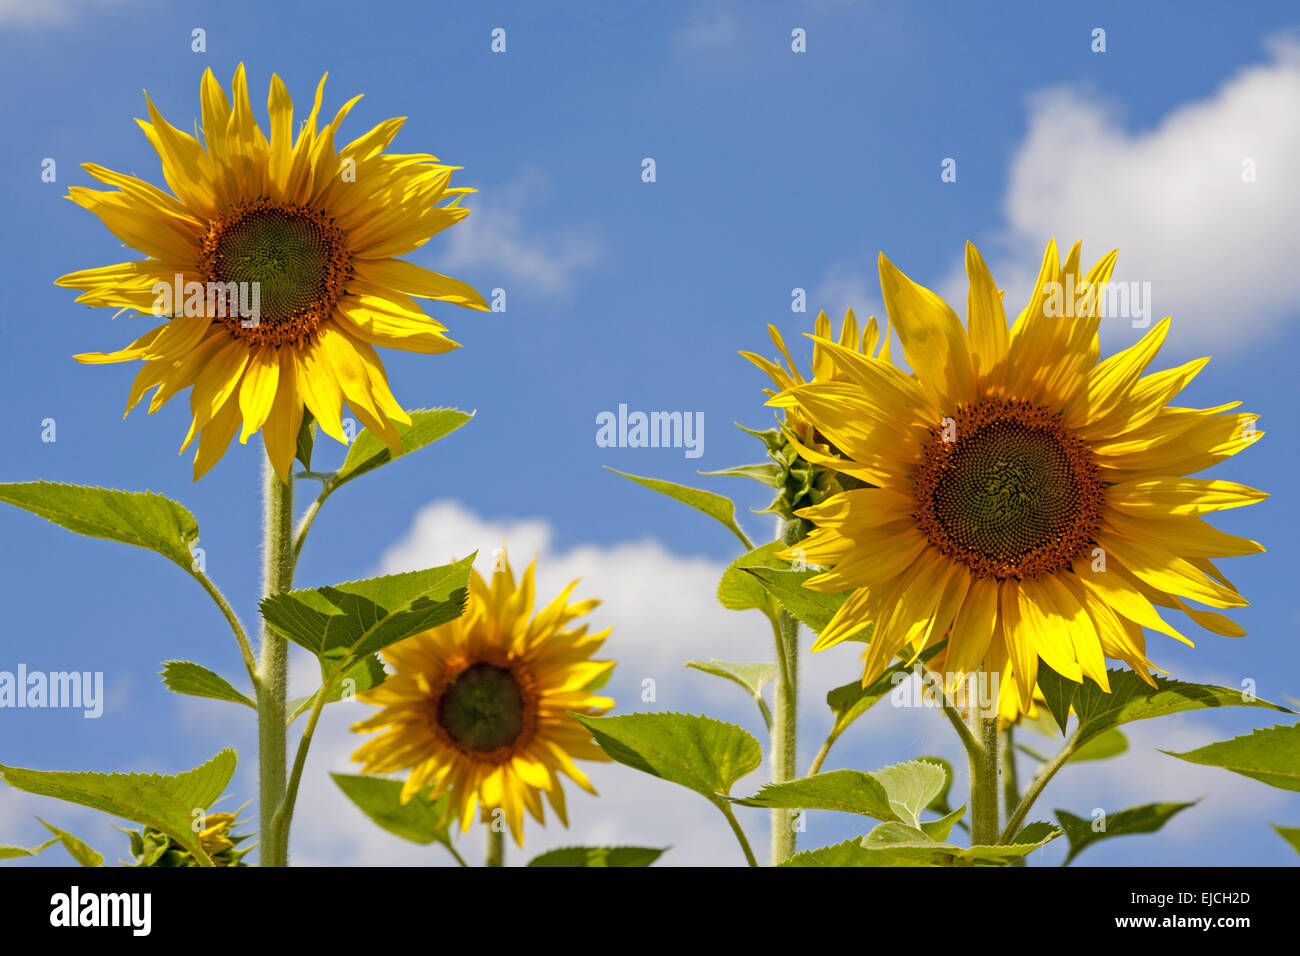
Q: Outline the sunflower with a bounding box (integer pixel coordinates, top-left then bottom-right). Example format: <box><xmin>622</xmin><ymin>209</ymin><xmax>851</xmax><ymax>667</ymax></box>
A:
<box><xmin>350</xmin><ymin>552</ymin><xmax>614</xmax><ymax>845</ymax></box>
<box><xmin>55</xmin><ymin>65</ymin><xmax>488</xmax><ymax>480</ymax></box>
<box><xmin>772</xmin><ymin>240</ymin><xmax>1266</xmax><ymax>714</ymax></box>
<box><xmin>742</xmin><ymin>308</ymin><xmax>890</xmax><ymax>447</ymax></box>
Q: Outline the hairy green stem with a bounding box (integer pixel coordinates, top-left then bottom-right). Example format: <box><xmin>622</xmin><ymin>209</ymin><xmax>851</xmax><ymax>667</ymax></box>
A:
<box><xmin>485</xmin><ymin>825</ymin><xmax>505</xmax><ymax>867</ymax></box>
<box><xmin>257</xmin><ymin>460</ymin><xmax>294</xmax><ymax>866</ymax></box>
<box><xmin>968</xmin><ymin>705</ymin><xmax>1001</xmax><ymax>846</ymax></box>
<box><xmin>768</xmin><ymin>517</ymin><xmax>807</xmax><ymax>865</ymax></box>
<box><xmin>1002</xmin><ymin>733</ymin><xmax>1079</xmax><ymax>842</ymax></box>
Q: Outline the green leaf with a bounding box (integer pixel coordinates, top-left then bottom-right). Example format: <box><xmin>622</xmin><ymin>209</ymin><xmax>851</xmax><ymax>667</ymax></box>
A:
<box><xmin>1070</xmin><ymin>670</ymin><xmax>1291</xmax><ymax>750</ymax></box>
<box><xmin>331</xmin><ymin>773</ymin><xmax>454</xmax><ymax>847</ymax></box>
<box><xmin>738</xmin><ymin>770</ymin><xmax>893</xmax><ymax>818</ymax></box>
<box><xmin>716</xmin><ymin>542</ymin><xmax>784</xmax><ymax>614</ymax></box>
<box><xmin>0</xmin><ymin>482</ymin><xmax>199</xmax><ymax>569</ymax></box>
<box><xmin>1034</xmin><ymin>661</ymin><xmax>1078</xmax><ymax>737</ymax></box>
<box><xmin>37</xmin><ymin>819</ymin><xmax>102</xmax><ymax>867</ymax></box>
<box><xmin>604</xmin><ymin>468</ymin><xmax>752</xmax><ymax>548</ymax></box>
<box><xmin>869</xmin><ymin>760</ymin><xmax>951</xmax><ymax>827</ymax></box>
<box><xmin>288</xmin><ymin>655</ymin><xmax>387</xmax><ymax>725</ymax></box>
<box><xmin>572</xmin><ymin>713</ymin><xmax>761</xmax><ymax>807</ymax></box>
<box><xmin>1164</xmin><ymin>724</ymin><xmax>1300</xmax><ymax>792</ymax></box>
<box><xmin>1069</xmin><ymin>727</ymin><xmax>1128</xmax><ymax>763</ymax></box>
<box><xmin>527</xmin><ymin>846</ymin><xmax>666</xmax><ymax>867</ymax></box>
<box><xmin>0</xmin><ymin>749</ymin><xmax>237</xmax><ymax>867</ymax></box>
<box><xmin>160</xmin><ymin>661</ymin><xmax>254</xmax><ymax>709</ymax></box>
<box><xmin>921</xmin><ymin>805</ymin><xmax>967</xmax><ymax>842</ymax></box>
<box><xmin>1273</xmin><ymin>824</ymin><xmax>1300</xmax><ymax>856</ymax></box>
<box><xmin>740</xmin><ymin>566</ymin><xmax>867</xmax><ymax>640</ymax></box>
<box><xmin>332</xmin><ymin>408</ymin><xmax>473</xmax><ymax>488</ymax></box>
<box><xmin>1055</xmin><ymin>801</ymin><xmax>1198</xmax><ymax>865</ymax></box>
<box><xmin>698</xmin><ymin>463</ymin><xmax>783</xmax><ymax>488</ymax></box>
<box><xmin>736</xmin><ymin>760</ymin><xmax>949</xmax><ymax>829</ymax></box>
<box><xmin>295</xmin><ymin>414</ymin><xmax>316</xmax><ymax>471</ymax></box>
<box><xmin>0</xmin><ymin>838</ymin><xmax>58</xmax><ymax>861</ymax></box>
<box><xmin>260</xmin><ymin>557</ymin><xmax>473</xmax><ymax>671</ymax></box>
<box><xmin>781</xmin><ymin>825</ymin><xmax>1061</xmax><ymax>867</ymax></box>
<box><xmin>920</xmin><ymin>756</ymin><xmax>956</xmax><ymax>814</ymax></box>
<box><xmin>1011</xmin><ymin>821</ymin><xmax>1062</xmax><ymax>845</ymax></box>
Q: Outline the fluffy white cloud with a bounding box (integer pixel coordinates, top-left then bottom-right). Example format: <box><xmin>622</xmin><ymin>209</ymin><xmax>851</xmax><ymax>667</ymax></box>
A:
<box><xmin>981</xmin><ymin>37</ymin><xmax>1300</xmax><ymax>354</ymax></box>
<box><xmin>431</xmin><ymin>167</ymin><xmax>600</xmax><ymax>300</ymax></box>
<box><xmin>817</xmin><ymin>39</ymin><xmax>1300</xmax><ymax>358</ymax></box>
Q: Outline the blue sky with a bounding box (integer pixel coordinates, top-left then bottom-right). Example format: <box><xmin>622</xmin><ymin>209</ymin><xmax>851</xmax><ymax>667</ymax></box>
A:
<box><xmin>1</xmin><ymin>0</ymin><xmax>1298</xmax><ymax>866</ymax></box>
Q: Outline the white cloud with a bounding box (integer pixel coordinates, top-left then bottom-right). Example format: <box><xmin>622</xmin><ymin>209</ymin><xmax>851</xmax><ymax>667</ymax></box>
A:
<box><xmin>815</xmin><ymin>39</ymin><xmax>1300</xmax><ymax>359</ymax></box>
<box><xmin>979</xmin><ymin>36</ymin><xmax>1300</xmax><ymax>354</ymax></box>
<box><xmin>433</xmin><ymin>167</ymin><xmax>600</xmax><ymax>299</ymax></box>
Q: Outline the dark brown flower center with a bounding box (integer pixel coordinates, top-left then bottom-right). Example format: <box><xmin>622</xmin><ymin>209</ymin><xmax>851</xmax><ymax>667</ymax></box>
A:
<box><xmin>200</xmin><ymin>198</ymin><xmax>350</xmax><ymax>347</ymax></box>
<box><xmin>913</xmin><ymin>398</ymin><xmax>1104</xmax><ymax>579</ymax></box>
<box><xmin>435</xmin><ymin>663</ymin><xmax>533</xmax><ymax>757</ymax></box>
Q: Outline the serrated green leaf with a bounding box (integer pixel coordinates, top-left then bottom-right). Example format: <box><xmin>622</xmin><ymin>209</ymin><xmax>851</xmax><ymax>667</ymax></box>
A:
<box><xmin>736</xmin><ymin>760</ymin><xmax>948</xmax><ymax>829</ymax></box>
<box><xmin>526</xmin><ymin>846</ymin><xmax>666</xmax><ymax>867</ymax></box>
<box><xmin>1164</xmin><ymin>724</ymin><xmax>1300</xmax><ymax>792</ymax></box>
<box><xmin>331</xmin><ymin>773</ymin><xmax>454</xmax><ymax>847</ymax></box>
<box><xmin>870</xmin><ymin>760</ymin><xmax>950</xmax><ymax>827</ymax></box>
<box><xmin>288</xmin><ymin>655</ymin><xmax>387</xmax><ymax>725</ymax></box>
<box><xmin>0</xmin><ymin>482</ymin><xmax>198</xmax><ymax>569</ymax></box>
<box><xmin>1070</xmin><ymin>670</ymin><xmax>1291</xmax><ymax>749</ymax></box>
<box><xmin>1011</xmin><ymin>821</ymin><xmax>1061</xmax><ymax>845</ymax></box>
<box><xmin>1056</xmin><ymin>801</ymin><xmax>1197</xmax><ymax>865</ymax></box>
<box><xmin>1273</xmin><ymin>824</ymin><xmax>1300</xmax><ymax>856</ymax></box>
<box><xmin>160</xmin><ymin>661</ymin><xmax>254</xmax><ymax>709</ymax></box>
<box><xmin>37</xmin><ymin>819</ymin><xmax>102</xmax><ymax>867</ymax></box>
<box><xmin>332</xmin><ymin>408</ymin><xmax>473</xmax><ymax>488</ymax></box>
<box><xmin>572</xmin><ymin>713</ymin><xmax>761</xmax><ymax>805</ymax></box>
<box><xmin>781</xmin><ymin>825</ymin><xmax>1060</xmax><ymax>867</ymax></box>
<box><xmin>0</xmin><ymin>749</ymin><xmax>237</xmax><ymax>867</ymax></box>
<box><xmin>605</xmin><ymin>469</ymin><xmax>752</xmax><ymax>548</ymax></box>
<box><xmin>260</xmin><ymin>557</ymin><xmax>473</xmax><ymax>670</ymax></box>
<box><xmin>920</xmin><ymin>756</ymin><xmax>955</xmax><ymax>814</ymax></box>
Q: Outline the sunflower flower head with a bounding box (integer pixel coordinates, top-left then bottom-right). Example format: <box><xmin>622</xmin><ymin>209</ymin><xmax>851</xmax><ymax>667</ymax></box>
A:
<box><xmin>739</xmin><ymin>309</ymin><xmax>890</xmax><ymax>522</ymax></box>
<box><xmin>56</xmin><ymin>64</ymin><xmax>489</xmax><ymax>480</ymax></box>
<box><xmin>123</xmin><ymin>809</ymin><xmax>252</xmax><ymax>867</ymax></box>
<box><xmin>773</xmin><ymin>240</ymin><xmax>1267</xmax><ymax>717</ymax></box>
<box><xmin>350</xmin><ymin>550</ymin><xmax>615</xmax><ymax>846</ymax></box>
